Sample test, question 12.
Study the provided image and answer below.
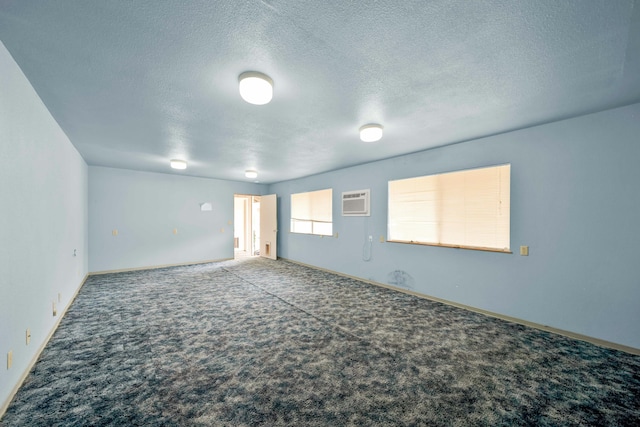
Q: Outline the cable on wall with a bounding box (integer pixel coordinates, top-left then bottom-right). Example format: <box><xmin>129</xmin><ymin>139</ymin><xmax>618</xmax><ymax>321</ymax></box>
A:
<box><xmin>362</xmin><ymin>218</ymin><xmax>372</xmax><ymax>262</ymax></box>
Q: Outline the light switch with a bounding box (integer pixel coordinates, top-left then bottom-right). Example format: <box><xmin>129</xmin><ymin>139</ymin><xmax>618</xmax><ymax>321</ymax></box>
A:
<box><xmin>520</xmin><ymin>246</ymin><xmax>529</xmax><ymax>256</ymax></box>
<box><xmin>112</xmin><ymin>229</ymin><xmax>118</xmax><ymax>236</ymax></box>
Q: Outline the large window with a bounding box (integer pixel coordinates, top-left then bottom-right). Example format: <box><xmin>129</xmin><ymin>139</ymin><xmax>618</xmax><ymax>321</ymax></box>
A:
<box><xmin>290</xmin><ymin>188</ymin><xmax>333</xmax><ymax>236</ymax></box>
<box><xmin>388</xmin><ymin>164</ymin><xmax>510</xmax><ymax>252</ymax></box>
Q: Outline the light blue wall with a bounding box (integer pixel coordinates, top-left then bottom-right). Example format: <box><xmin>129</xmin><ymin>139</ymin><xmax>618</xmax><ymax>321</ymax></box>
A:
<box><xmin>0</xmin><ymin>41</ymin><xmax>88</xmax><ymax>409</ymax></box>
<box><xmin>2</xmin><ymin>28</ymin><xmax>639</xmax><ymax>415</ymax></box>
<box><xmin>269</xmin><ymin>103</ymin><xmax>640</xmax><ymax>350</ymax></box>
<box><xmin>89</xmin><ymin>167</ymin><xmax>266</xmax><ymax>272</ymax></box>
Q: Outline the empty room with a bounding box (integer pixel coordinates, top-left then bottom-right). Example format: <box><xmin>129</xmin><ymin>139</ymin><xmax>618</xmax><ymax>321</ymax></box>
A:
<box><xmin>1</xmin><ymin>1</ymin><xmax>639</xmax><ymax>425</ymax></box>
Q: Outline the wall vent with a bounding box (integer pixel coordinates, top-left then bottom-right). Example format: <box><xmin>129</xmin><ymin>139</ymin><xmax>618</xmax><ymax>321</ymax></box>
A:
<box><xmin>342</xmin><ymin>189</ymin><xmax>370</xmax><ymax>216</ymax></box>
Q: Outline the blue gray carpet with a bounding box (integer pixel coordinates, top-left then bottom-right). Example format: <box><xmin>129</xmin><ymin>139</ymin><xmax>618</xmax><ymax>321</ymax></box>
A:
<box><xmin>2</xmin><ymin>258</ymin><xmax>639</xmax><ymax>426</ymax></box>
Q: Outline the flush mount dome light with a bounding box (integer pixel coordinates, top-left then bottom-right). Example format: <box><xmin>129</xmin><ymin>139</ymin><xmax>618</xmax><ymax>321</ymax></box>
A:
<box><xmin>238</xmin><ymin>71</ymin><xmax>273</xmax><ymax>105</ymax></box>
<box><xmin>170</xmin><ymin>159</ymin><xmax>187</xmax><ymax>170</ymax></box>
<box><xmin>245</xmin><ymin>169</ymin><xmax>258</xmax><ymax>179</ymax></box>
<box><xmin>359</xmin><ymin>124</ymin><xmax>384</xmax><ymax>142</ymax></box>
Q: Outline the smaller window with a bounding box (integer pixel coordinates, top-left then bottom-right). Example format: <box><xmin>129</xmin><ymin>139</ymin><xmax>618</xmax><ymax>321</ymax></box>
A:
<box><xmin>290</xmin><ymin>189</ymin><xmax>333</xmax><ymax>236</ymax></box>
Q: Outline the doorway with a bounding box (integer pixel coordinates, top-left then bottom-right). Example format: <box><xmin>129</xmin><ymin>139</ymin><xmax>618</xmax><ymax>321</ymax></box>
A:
<box><xmin>234</xmin><ymin>195</ymin><xmax>261</xmax><ymax>259</ymax></box>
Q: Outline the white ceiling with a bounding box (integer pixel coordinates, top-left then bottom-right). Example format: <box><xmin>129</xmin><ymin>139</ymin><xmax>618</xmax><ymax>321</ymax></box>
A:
<box><xmin>1</xmin><ymin>1</ymin><xmax>639</xmax><ymax>184</ymax></box>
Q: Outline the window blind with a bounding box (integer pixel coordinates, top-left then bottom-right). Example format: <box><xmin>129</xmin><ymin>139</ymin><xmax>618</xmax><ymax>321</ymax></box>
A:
<box><xmin>291</xmin><ymin>188</ymin><xmax>333</xmax><ymax>236</ymax></box>
<box><xmin>388</xmin><ymin>164</ymin><xmax>510</xmax><ymax>252</ymax></box>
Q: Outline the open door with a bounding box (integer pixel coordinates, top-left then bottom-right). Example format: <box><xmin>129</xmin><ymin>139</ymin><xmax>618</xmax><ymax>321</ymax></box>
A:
<box><xmin>234</xmin><ymin>194</ymin><xmax>261</xmax><ymax>258</ymax></box>
<box><xmin>259</xmin><ymin>194</ymin><xmax>277</xmax><ymax>260</ymax></box>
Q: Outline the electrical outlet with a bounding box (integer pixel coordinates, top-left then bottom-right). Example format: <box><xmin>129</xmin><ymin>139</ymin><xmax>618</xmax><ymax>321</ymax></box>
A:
<box><xmin>26</xmin><ymin>329</ymin><xmax>31</xmax><ymax>345</ymax></box>
<box><xmin>368</xmin><ymin>235</ymin><xmax>373</xmax><ymax>242</ymax></box>
<box><xmin>520</xmin><ymin>246</ymin><xmax>529</xmax><ymax>256</ymax></box>
<box><xmin>334</xmin><ymin>232</ymin><xmax>339</xmax><ymax>238</ymax></box>
<box><xmin>7</xmin><ymin>351</ymin><xmax>12</xmax><ymax>369</ymax></box>
<box><xmin>112</xmin><ymin>229</ymin><xmax>118</xmax><ymax>236</ymax></box>
<box><xmin>173</xmin><ymin>228</ymin><xmax>178</xmax><ymax>235</ymax></box>
<box><xmin>379</xmin><ymin>236</ymin><xmax>385</xmax><ymax>243</ymax></box>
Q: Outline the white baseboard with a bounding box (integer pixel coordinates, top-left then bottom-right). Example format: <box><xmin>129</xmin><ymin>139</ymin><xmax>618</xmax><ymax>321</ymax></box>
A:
<box><xmin>0</xmin><ymin>274</ymin><xmax>89</xmax><ymax>419</ymax></box>
<box><xmin>89</xmin><ymin>258</ymin><xmax>233</xmax><ymax>275</ymax></box>
<box><xmin>282</xmin><ymin>258</ymin><xmax>640</xmax><ymax>356</ymax></box>
<box><xmin>4</xmin><ymin>256</ymin><xmax>635</xmax><ymax>421</ymax></box>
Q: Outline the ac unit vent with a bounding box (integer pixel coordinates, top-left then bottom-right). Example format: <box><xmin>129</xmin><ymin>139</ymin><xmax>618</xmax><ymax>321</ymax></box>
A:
<box><xmin>342</xmin><ymin>189</ymin><xmax>370</xmax><ymax>216</ymax></box>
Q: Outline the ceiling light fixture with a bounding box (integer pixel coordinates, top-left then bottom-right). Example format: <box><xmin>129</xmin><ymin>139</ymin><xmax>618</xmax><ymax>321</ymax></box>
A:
<box><xmin>238</xmin><ymin>71</ymin><xmax>273</xmax><ymax>105</ymax></box>
<box><xmin>170</xmin><ymin>159</ymin><xmax>187</xmax><ymax>170</ymax></box>
<box><xmin>359</xmin><ymin>124</ymin><xmax>384</xmax><ymax>142</ymax></box>
<box><xmin>245</xmin><ymin>170</ymin><xmax>258</xmax><ymax>179</ymax></box>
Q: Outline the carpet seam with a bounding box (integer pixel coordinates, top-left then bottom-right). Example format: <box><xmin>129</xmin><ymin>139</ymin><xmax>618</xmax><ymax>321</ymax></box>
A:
<box><xmin>221</xmin><ymin>266</ymin><xmax>399</xmax><ymax>359</ymax></box>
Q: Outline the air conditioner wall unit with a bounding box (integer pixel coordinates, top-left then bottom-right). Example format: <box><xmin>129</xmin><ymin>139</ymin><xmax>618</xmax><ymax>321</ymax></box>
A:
<box><xmin>342</xmin><ymin>189</ymin><xmax>370</xmax><ymax>216</ymax></box>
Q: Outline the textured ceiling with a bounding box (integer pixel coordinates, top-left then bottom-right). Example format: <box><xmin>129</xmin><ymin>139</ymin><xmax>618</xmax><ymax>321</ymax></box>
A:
<box><xmin>1</xmin><ymin>0</ymin><xmax>639</xmax><ymax>183</ymax></box>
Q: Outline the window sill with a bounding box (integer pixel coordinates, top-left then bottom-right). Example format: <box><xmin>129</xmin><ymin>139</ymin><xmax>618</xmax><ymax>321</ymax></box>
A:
<box><xmin>290</xmin><ymin>231</ymin><xmax>333</xmax><ymax>237</ymax></box>
<box><xmin>387</xmin><ymin>239</ymin><xmax>512</xmax><ymax>254</ymax></box>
